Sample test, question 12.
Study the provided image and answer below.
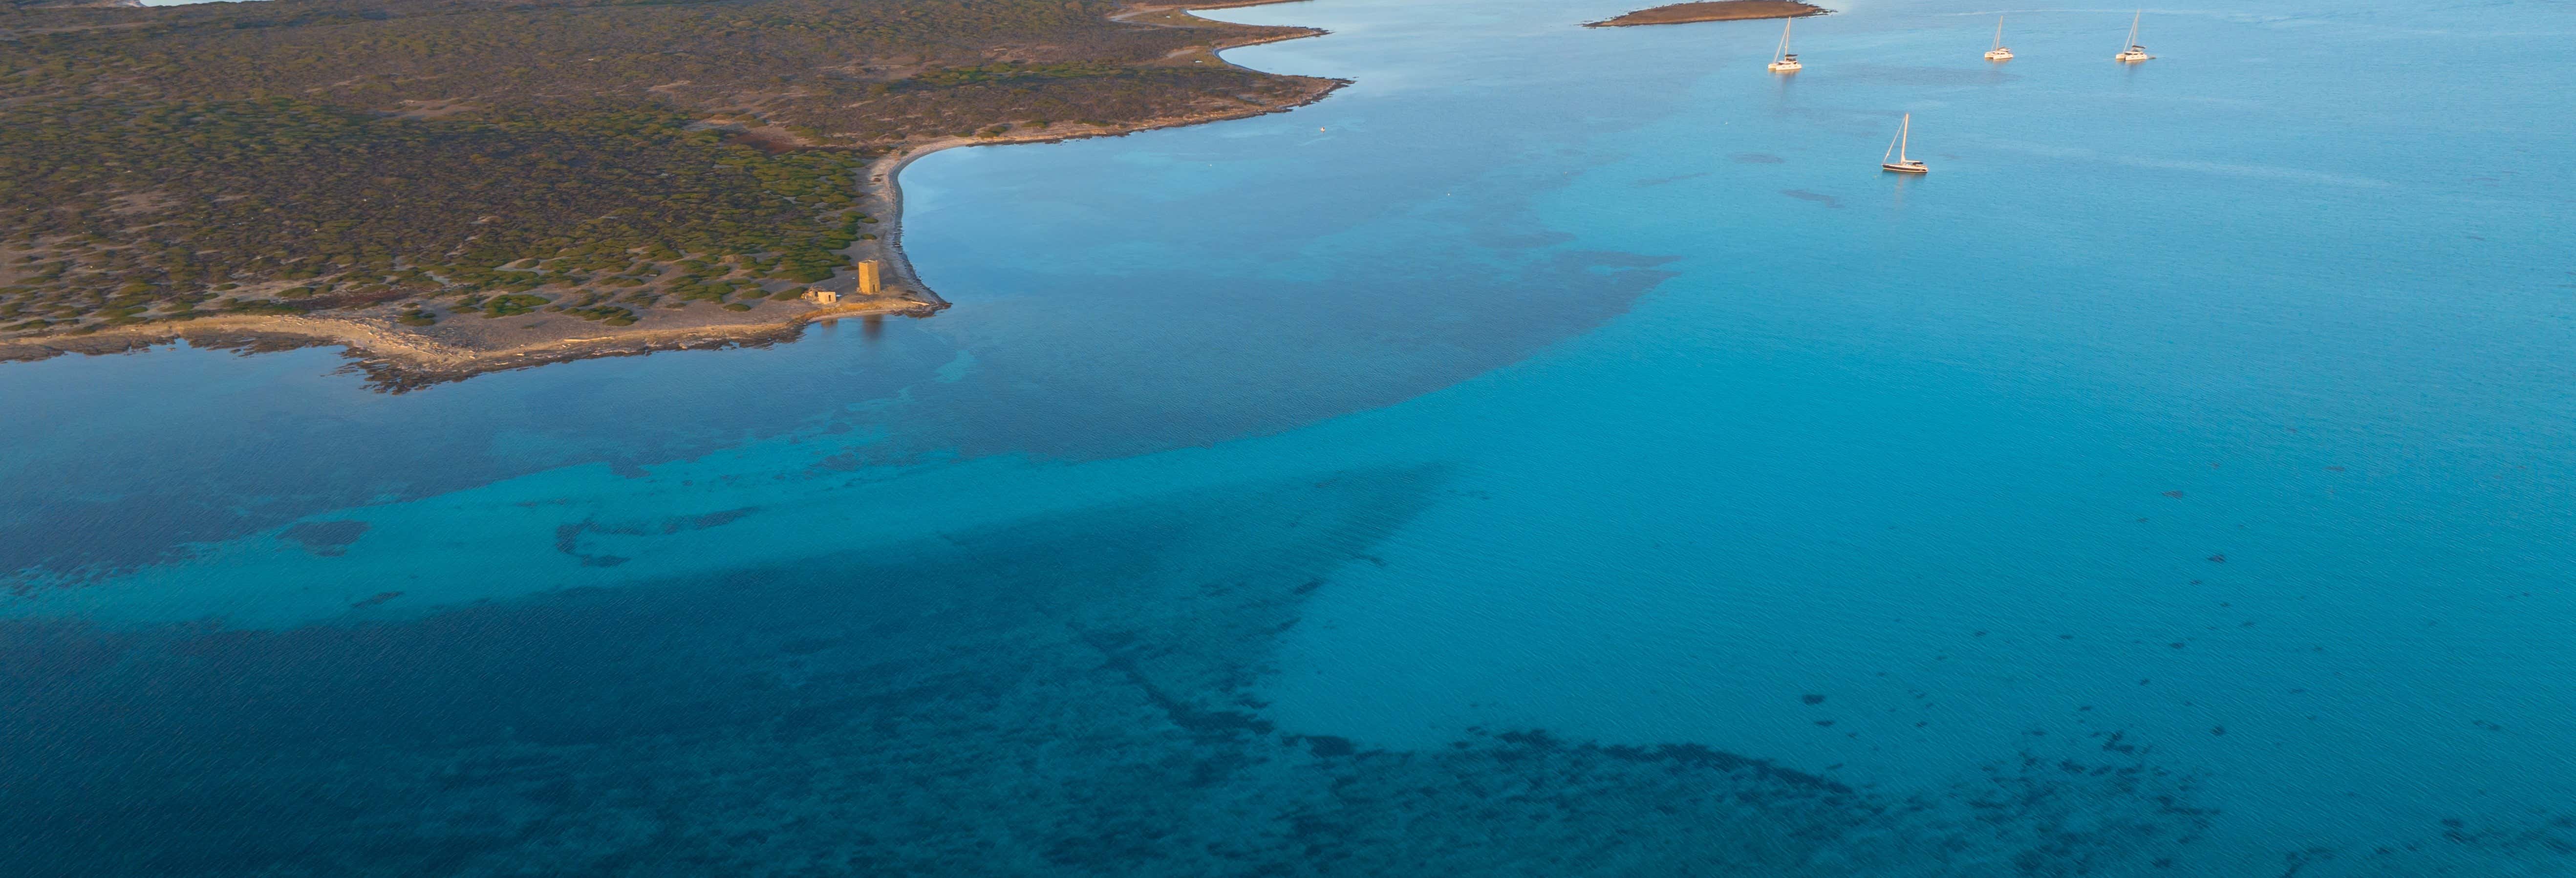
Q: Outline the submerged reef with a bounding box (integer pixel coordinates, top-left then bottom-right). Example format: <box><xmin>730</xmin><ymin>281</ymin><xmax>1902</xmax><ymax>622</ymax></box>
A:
<box><xmin>0</xmin><ymin>466</ymin><xmax>2563</xmax><ymax>876</ymax></box>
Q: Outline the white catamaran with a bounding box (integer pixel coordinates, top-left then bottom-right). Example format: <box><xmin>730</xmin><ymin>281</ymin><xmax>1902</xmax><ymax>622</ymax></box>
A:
<box><xmin>1767</xmin><ymin>19</ymin><xmax>1803</xmax><ymax>72</ymax></box>
<box><xmin>1984</xmin><ymin>16</ymin><xmax>2014</xmax><ymax>61</ymax></box>
<box><xmin>2114</xmin><ymin>10</ymin><xmax>2154</xmax><ymax>63</ymax></box>
<box><xmin>1881</xmin><ymin>113</ymin><xmax>1928</xmax><ymax>174</ymax></box>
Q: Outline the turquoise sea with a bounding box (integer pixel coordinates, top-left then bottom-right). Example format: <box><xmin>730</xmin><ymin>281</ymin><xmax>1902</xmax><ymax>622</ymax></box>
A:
<box><xmin>6</xmin><ymin>0</ymin><xmax>2574</xmax><ymax>873</ymax></box>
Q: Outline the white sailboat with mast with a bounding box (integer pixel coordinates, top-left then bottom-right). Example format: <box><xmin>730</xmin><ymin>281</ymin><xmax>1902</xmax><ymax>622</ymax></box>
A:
<box><xmin>1767</xmin><ymin>19</ymin><xmax>1802</xmax><ymax>72</ymax></box>
<box><xmin>1984</xmin><ymin>15</ymin><xmax>2013</xmax><ymax>61</ymax></box>
<box><xmin>1880</xmin><ymin>113</ymin><xmax>1927</xmax><ymax>174</ymax></box>
<box><xmin>2114</xmin><ymin>10</ymin><xmax>2154</xmax><ymax>62</ymax></box>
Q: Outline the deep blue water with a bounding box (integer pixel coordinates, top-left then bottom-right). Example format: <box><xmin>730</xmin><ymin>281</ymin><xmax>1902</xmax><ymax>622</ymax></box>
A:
<box><xmin>6</xmin><ymin>0</ymin><xmax>2574</xmax><ymax>873</ymax></box>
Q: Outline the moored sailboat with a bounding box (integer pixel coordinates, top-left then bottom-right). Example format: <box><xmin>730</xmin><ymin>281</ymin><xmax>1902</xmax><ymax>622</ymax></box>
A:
<box><xmin>1984</xmin><ymin>16</ymin><xmax>2013</xmax><ymax>61</ymax></box>
<box><xmin>1881</xmin><ymin>113</ymin><xmax>1927</xmax><ymax>174</ymax></box>
<box><xmin>1767</xmin><ymin>19</ymin><xmax>1802</xmax><ymax>72</ymax></box>
<box><xmin>2114</xmin><ymin>10</ymin><xmax>2154</xmax><ymax>62</ymax></box>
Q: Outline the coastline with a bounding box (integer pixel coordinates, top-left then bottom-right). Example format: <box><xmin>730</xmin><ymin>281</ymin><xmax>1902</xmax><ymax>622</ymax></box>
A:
<box><xmin>852</xmin><ymin>88</ymin><xmax>1345</xmax><ymax>308</ymax></box>
<box><xmin>1584</xmin><ymin>1</ymin><xmax>1827</xmax><ymax>27</ymax></box>
<box><xmin>858</xmin><ymin>0</ymin><xmax>1341</xmax><ymax>308</ymax></box>
<box><xmin>0</xmin><ymin>0</ymin><xmax>1342</xmax><ymax>390</ymax></box>
<box><xmin>0</xmin><ymin>300</ymin><xmax>936</xmax><ymax>391</ymax></box>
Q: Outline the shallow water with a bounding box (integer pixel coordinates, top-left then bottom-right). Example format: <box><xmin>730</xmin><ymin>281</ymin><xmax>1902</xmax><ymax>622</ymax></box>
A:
<box><xmin>5</xmin><ymin>0</ymin><xmax>2574</xmax><ymax>873</ymax></box>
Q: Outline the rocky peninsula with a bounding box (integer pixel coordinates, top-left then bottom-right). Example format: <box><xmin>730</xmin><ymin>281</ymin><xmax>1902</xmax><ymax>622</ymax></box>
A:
<box><xmin>0</xmin><ymin>0</ymin><xmax>1342</xmax><ymax>388</ymax></box>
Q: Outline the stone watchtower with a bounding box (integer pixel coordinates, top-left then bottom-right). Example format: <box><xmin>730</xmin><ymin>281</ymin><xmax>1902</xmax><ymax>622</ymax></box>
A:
<box><xmin>854</xmin><ymin>259</ymin><xmax>883</xmax><ymax>296</ymax></box>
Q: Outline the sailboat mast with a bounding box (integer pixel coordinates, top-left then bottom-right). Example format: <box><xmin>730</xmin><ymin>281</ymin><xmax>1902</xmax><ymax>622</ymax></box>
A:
<box><xmin>2126</xmin><ymin>10</ymin><xmax>2140</xmax><ymax>48</ymax></box>
<box><xmin>1879</xmin><ymin>113</ymin><xmax>1928</xmax><ymax>172</ymax></box>
<box><xmin>1778</xmin><ymin>19</ymin><xmax>1792</xmax><ymax>62</ymax></box>
<box><xmin>1994</xmin><ymin>16</ymin><xmax>2004</xmax><ymax>51</ymax></box>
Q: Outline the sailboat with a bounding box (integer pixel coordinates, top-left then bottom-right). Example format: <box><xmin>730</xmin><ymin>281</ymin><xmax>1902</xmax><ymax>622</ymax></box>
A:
<box><xmin>1767</xmin><ymin>19</ymin><xmax>1802</xmax><ymax>72</ymax></box>
<box><xmin>1984</xmin><ymin>16</ymin><xmax>2014</xmax><ymax>61</ymax></box>
<box><xmin>2114</xmin><ymin>10</ymin><xmax>2154</xmax><ymax>62</ymax></box>
<box><xmin>1881</xmin><ymin>114</ymin><xmax>1927</xmax><ymax>174</ymax></box>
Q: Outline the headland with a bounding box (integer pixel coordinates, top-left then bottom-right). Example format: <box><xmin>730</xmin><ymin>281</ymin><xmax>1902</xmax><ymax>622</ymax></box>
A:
<box><xmin>0</xmin><ymin>0</ymin><xmax>1343</xmax><ymax>389</ymax></box>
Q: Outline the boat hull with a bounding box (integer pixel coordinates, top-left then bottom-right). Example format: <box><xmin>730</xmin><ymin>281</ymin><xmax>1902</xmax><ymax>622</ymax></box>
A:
<box><xmin>1768</xmin><ymin>62</ymin><xmax>1802</xmax><ymax>72</ymax></box>
<box><xmin>1985</xmin><ymin>49</ymin><xmax>2014</xmax><ymax>61</ymax></box>
<box><xmin>1881</xmin><ymin>163</ymin><xmax>1928</xmax><ymax>174</ymax></box>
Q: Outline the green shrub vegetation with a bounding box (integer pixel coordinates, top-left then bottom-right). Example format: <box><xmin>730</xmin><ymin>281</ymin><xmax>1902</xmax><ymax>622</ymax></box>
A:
<box><xmin>0</xmin><ymin>99</ymin><xmax>872</xmax><ymax>321</ymax></box>
<box><xmin>0</xmin><ymin>0</ymin><xmax>1336</xmax><ymax>333</ymax></box>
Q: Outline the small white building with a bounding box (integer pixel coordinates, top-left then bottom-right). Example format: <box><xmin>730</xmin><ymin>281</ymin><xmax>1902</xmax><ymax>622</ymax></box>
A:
<box><xmin>801</xmin><ymin>288</ymin><xmax>839</xmax><ymax>305</ymax></box>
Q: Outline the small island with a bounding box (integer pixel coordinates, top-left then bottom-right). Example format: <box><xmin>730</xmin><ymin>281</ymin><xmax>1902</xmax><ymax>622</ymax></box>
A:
<box><xmin>1585</xmin><ymin>1</ymin><xmax>1828</xmax><ymax>28</ymax></box>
